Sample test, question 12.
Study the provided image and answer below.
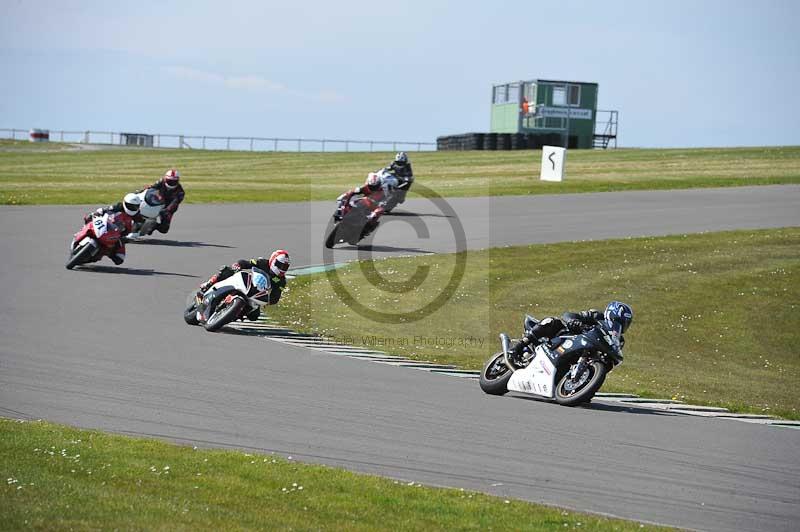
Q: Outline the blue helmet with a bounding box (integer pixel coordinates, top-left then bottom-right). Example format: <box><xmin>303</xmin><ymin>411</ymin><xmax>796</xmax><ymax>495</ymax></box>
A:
<box><xmin>604</xmin><ymin>301</ymin><xmax>633</xmax><ymax>335</ymax></box>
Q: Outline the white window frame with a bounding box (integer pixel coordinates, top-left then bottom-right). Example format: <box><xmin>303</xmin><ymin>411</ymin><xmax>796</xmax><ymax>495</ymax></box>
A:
<box><xmin>552</xmin><ymin>85</ymin><xmax>567</xmax><ymax>106</ymax></box>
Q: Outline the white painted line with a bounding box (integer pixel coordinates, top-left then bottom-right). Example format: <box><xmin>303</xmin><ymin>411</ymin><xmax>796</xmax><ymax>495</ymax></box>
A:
<box><xmin>251</xmin><ymin>319</ymin><xmax>799</xmax><ymax>428</ymax></box>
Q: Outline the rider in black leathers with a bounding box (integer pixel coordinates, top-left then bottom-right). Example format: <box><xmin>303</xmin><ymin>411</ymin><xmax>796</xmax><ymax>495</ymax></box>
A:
<box><xmin>197</xmin><ymin>251</ymin><xmax>290</xmax><ymax>321</ymax></box>
<box><xmin>383</xmin><ymin>151</ymin><xmax>413</xmax><ymax>180</ymax></box>
<box><xmin>508</xmin><ymin>303</ymin><xmax>632</xmax><ymax>365</ymax></box>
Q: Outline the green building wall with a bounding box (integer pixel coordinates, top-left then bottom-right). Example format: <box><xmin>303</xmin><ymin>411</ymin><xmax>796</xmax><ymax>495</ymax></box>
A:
<box><xmin>490</xmin><ymin>79</ymin><xmax>599</xmax><ymax>149</ymax></box>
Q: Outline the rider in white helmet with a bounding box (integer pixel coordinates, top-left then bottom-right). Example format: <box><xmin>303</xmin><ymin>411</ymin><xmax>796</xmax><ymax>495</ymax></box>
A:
<box><xmin>81</xmin><ymin>193</ymin><xmax>143</xmax><ymax>265</ymax></box>
<box><xmin>384</xmin><ymin>151</ymin><xmax>413</xmax><ymax>179</ymax></box>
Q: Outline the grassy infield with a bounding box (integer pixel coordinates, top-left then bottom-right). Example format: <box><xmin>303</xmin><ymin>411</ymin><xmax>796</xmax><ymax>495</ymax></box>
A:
<box><xmin>2</xmin><ymin>141</ymin><xmax>799</xmax><ymax>529</ymax></box>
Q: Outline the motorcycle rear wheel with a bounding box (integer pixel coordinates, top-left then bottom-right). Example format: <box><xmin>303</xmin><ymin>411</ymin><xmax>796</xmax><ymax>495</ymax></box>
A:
<box><xmin>479</xmin><ymin>352</ymin><xmax>513</xmax><ymax>395</ymax></box>
<box><xmin>555</xmin><ymin>360</ymin><xmax>607</xmax><ymax>406</ymax></box>
<box><xmin>65</xmin><ymin>243</ymin><xmax>94</xmax><ymax>270</ymax></box>
<box><xmin>204</xmin><ymin>296</ymin><xmax>245</xmax><ymax>332</ymax></box>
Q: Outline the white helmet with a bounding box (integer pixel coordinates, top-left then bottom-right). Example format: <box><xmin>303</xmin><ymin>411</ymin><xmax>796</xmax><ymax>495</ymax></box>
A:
<box><xmin>122</xmin><ymin>193</ymin><xmax>142</xmax><ymax>216</ymax></box>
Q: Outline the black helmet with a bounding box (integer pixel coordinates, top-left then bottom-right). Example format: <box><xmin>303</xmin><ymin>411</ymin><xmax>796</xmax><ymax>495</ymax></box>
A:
<box><xmin>604</xmin><ymin>301</ymin><xmax>633</xmax><ymax>335</ymax></box>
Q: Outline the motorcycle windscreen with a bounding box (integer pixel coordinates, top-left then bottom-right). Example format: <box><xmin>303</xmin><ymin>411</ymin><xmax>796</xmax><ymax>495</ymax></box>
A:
<box><xmin>248</xmin><ymin>267</ymin><xmax>272</xmax><ymax>304</ymax></box>
<box><xmin>144</xmin><ymin>189</ymin><xmax>165</xmax><ymax>207</ymax></box>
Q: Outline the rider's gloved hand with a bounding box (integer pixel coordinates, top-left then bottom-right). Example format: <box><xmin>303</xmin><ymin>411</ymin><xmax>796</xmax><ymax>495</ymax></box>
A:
<box><xmin>581</xmin><ymin>309</ymin><xmax>602</xmax><ymax>321</ymax></box>
<box><xmin>567</xmin><ymin>319</ymin><xmax>587</xmax><ymax>332</ymax></box>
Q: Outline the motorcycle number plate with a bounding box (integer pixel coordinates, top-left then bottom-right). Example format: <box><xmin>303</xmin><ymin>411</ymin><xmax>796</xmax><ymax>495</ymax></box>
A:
<box><xmin>92</xmin><ymin>215</ymin><xmax>108</xmax><ymax>237</ymax></box>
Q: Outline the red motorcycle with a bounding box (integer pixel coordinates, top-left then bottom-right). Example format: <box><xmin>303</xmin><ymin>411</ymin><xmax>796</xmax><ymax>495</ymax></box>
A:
<box><xmin>65</xmin><ymin>212</ymin><xmax>127</xmax><ymax>269</ymax></box>
<box><xmin>325</xmin><ymin>195</ymin><xmax>381</xmax><ymax>248</ymax></box>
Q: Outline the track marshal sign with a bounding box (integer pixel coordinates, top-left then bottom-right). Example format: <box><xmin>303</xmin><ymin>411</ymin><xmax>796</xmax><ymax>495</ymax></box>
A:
<box><xmin>540</xmin><ymin>146</ymin><xmax>566</xmax><ymax>182</ymax></box>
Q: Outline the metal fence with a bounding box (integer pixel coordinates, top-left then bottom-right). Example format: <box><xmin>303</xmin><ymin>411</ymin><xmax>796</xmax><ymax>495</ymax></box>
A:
<box><xmin>0</xmin><ymin>128</ymin><xmax>437</xmax><ymax>153</ymax></box>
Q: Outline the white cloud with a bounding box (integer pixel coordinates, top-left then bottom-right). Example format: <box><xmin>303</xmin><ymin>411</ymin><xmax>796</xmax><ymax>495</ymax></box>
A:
<box><xmin>161</xmin><ymin>65</ymin><xmax>347</xmax><ymax>105</ymax></box>
<box><xmin>163</xmin><ymin>66</ymin><xmax>224</xmax><ymax>84</ymax></box>
<box><xmin>162</xmin><ymin>66</ymin><xmax>285</xmax><ymax>93</ymax></box>
<box><xmin>225</xmin><ymin>76</ymin><xmax>286</xmax><ymax>92</ymax></box>
<box><xmin>315</xmin><ymin>90</ymin><xmax>347</xmax><ymax>104</ymax></box>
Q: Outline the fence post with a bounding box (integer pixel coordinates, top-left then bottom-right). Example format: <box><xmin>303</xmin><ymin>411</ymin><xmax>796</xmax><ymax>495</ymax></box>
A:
<box><xmin>250</xmin><ymin>138</ymin><xmax>254</xmax><ymax>151</ymax></box>
<box><xmin>274</xmin><ymin>139</ymin><xmax>278</xmax><ymax>151</ymax></box>
<box><xmin>370</xmin><ymin>141</ymin><xmax>374</xmax><ymax>152</ymax></box>
<box><xmin>392</xmin><ymin>142</ymin><xmax>397</xmax><ymax>151</ymax></box>
<box><xmin>202</xmin><ymin>136</ymin><xmax>206</xmax><ymax>149</ymax></box>
<box><xmin>12</xmin><ymin>129</ymin><xmax>16</xmax><ymax>140</ymax></box>
<box><xmin>345</xmin><ymin>141</ymin><xmax>349</xmax><ymax>152</ymax></box>
<box><xmin>179</xmin><ymin>135</ymin><xmax>184</xmax><ymax>148</ymax></box>
<box><xmin>297</xmin><ymin>139</ymin><xmax>301</xmax><ymax>152</ymax></box>
<box><xmin>60</xmin><ymin>131</ymin><xmax>64</xmax><ymax>142</ymax></box>
<box><xmin>322</xmin><ymin>139</ymin><xmax>326</xmax><ymax>152</ymax></box>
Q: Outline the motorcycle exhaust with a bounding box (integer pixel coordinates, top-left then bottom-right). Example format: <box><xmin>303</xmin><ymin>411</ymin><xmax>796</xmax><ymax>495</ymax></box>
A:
<box><xmin>500</xmin><ymin>333</ymin><xmax>515</xmax><ymax>371</ymax></box>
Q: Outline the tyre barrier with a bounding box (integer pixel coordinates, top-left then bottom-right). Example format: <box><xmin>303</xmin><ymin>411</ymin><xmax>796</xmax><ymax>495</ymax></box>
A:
<box><xmin>436</xmin><ymin>132</ymin><xmax>565</xmax><ymax>151</ymax></box>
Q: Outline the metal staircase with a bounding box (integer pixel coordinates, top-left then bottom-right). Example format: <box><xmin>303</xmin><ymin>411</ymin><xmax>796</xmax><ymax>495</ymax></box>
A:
<box><xmin>593</xmin><ymin>110</ymin><xmax>618</xmax><ymax>149</ymax></box>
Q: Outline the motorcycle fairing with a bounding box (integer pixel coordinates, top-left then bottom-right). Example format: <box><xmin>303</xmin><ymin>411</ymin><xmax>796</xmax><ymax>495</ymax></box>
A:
<box><xmin>508</xmin><ymin>345</ymin><xmax>557</xmax><ymax>398</ymax></box>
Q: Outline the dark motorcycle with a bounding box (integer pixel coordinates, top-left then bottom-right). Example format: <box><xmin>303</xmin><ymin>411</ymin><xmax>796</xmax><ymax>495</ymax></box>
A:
<box><xmin>324</xmin><ymin>195</ymin><xmax>380</xmax><ymax>248</ymax></box>
<box><xmin>479</xmin><ymin>314</ymin><xmax>623</xmax><ymax>405</ymax></box>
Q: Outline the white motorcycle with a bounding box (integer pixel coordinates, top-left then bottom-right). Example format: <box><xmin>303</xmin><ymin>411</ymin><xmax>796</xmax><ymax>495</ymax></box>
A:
<box><xmin>127</xmin><ymin>188</ymin><xmax>165</xmax><ymax>239</ymax></box>
<box><xmin>380</xmin><ymin>168</ymin><xmax>413</xmax><ymax>213</ymax></box>
<box><xmin>479</xmin><ymin>314</ymin><xmax>624</xmax><ymax>406</ymax></box>
<box><xmin>183</xmin><ymin>267</ymin><xmax>274</xmax><ymax>332</ymax></box>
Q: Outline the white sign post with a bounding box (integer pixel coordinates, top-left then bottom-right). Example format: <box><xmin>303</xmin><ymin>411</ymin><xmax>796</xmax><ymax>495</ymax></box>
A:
<box><xmin>540</xmin><ymin>146</ymin><xmax>566</xmax><ymax>182</ymax></box>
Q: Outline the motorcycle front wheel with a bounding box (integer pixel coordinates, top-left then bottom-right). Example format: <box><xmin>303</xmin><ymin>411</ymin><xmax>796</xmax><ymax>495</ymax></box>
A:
<box><xmin>65</xmin><ymin>243</ymin><xmax>94</xmax><ymax>270</ymax></box>
<box><xmin>204</xmin><ymin>296</ymin><xmax>246</xmax><ymax>332</ymax></box>
<box><xmin>325</xmin><ymin>226</ymin><xmax>338</xmax><ymax>249</ymax></box>
<box><xmin>555</xmin><ymin>360</ymin><xmax>607</xmax><ymax>406</ymax></box>
<box><xmin>479</xmin><ymin>352</ymin><xmax>513</xmax><ymax>395</ymax></box>
<box><xmin>183</xmin><ymin>292</ymin><xmax>200</xmax><ymax>325</ymax></box>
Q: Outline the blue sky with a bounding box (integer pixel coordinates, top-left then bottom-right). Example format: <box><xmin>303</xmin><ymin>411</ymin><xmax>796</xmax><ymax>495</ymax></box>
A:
<box><xmin>2</xmin><ymin>0</ymin><xmax>798</xmax><ymax>148</ymax></box>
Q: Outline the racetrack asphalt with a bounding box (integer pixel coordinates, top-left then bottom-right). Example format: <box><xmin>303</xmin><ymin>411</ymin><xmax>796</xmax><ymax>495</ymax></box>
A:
<box><xmin>1</xmin><ymin>185</ymin><xmax>799</xmax><ymax>531</ymax></box>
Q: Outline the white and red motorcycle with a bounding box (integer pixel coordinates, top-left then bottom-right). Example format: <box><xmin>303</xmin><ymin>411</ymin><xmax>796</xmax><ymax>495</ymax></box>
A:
<box><xmin>183</xmin><ymin>267</ymin><xmax>274</xmax><ymax>332</ymax></box>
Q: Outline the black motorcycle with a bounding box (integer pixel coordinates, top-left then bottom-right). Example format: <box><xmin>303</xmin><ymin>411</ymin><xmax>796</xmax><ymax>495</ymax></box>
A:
<box><xmin>479</xmin><ymin>314</ymin><xmax>624</xmax><ymax>405</ymax></box>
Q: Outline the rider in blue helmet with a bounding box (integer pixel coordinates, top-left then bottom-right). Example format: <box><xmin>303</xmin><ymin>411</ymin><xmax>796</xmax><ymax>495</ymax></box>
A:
<box><xmin>508</xmin><ymin>301</ymin><xmax>633</xmax><ymax>365</ymax></box>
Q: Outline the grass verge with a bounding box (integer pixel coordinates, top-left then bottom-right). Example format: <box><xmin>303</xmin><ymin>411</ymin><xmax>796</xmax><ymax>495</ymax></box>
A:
<box><xmin>271</xmin><ymin>228</ymin><xmax>800</xmax><ymax>419</ymax></box>
<box><xmin>0</xmin><ymin>418</ymin><xmax>671</xmax><ymax>531</ymax></box>
<box><xmin>1</xmin><ymin>140</ymin><xmax>798</xmax><ymax>205</ymax></box>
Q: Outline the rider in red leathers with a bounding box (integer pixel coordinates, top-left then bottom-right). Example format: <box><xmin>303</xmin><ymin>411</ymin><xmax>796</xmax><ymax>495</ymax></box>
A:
<box><xmin>335</xmin><ymin>172</ymin><xmax>390</xmax><ymax>234</ymax></box>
